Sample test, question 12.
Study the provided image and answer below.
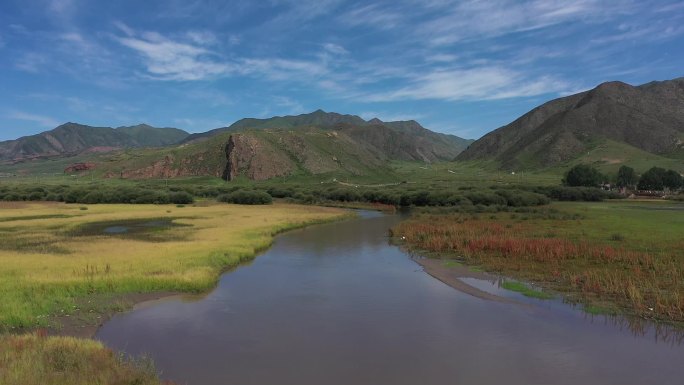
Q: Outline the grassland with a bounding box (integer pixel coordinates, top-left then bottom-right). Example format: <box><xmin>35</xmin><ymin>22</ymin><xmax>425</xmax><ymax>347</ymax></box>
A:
<box><xmin>0</xmin><ymin>201</ymin><xmax>347</xmax><ymax>331</ymax></box>
<box><xmin>393</xmin><ymin>201</ymin><xmax>684</xmax><ymax>324</ymax></box>
<box><xmin>0</xmin><ymin>332</ymin><xmax>164</xmax><ymax>385</ymax></box>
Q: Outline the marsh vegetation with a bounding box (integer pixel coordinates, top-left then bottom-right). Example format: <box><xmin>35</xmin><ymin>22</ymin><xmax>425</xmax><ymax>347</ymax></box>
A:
<box><xmin>394</xmin><ymin>201</ymin><xmax>684</xmax><ymax>324</ymax></box>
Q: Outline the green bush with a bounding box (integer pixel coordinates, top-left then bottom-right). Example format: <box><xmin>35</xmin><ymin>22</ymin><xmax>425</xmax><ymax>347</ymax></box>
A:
<box><xmin>464</xmin><ymin>191</ymin><xmax>507</xmax><ymax>206</ymax></box>
<box><xmin>495</xmin><ymin>190</ymin><xmax>550</xmax><ymax>207</ymax></box>
<box><xmin>168</xmin><ymin>192</ymin><xmax>194</xmax><ymax>204</ymax></box>
<box><xmin>218</xmin><ymin>190</ymin><xmax>272</xmax><ymax>205</ymax></box>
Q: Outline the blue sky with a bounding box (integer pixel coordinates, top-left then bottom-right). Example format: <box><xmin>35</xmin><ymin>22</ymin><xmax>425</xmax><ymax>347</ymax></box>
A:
<box><xmin>1</xmin><ymin>0</ymin><xmax>683</xmax><ymax>141</ymax></box>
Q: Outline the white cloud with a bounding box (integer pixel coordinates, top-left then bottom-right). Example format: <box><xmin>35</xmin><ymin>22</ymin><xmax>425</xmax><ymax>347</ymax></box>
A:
<box><xmin>48</xmin><ymin>0</ymin><xmax>76</xmax><ymax>14</ymax></box>
<box><xmin>15</xmin><ymin>53</ymin><xmax>47</xmax><ymax>73</ymax></box>
<box><xmin>590</xmin><ymin>23</ymin><xmax>684</xmax><ymax>44</ymax></box>
<box><xmin>186</xmin><ymin>30</ymin><xmax>218</xmax><ymax>46</ymax></box>
<box><xmin>272</xmin><ymin>96</ymin><xmax>307</xmax><ymax>115</ymax></box>
<box><xmin>112</xmin><ymin>21</ymin><xmax>134</xmax><ymax>37</ymax></box>
<box><xmin>418</xmin><ymin>0</ymin><xmax>616</xmax><ymax>46</ymax></box>
<box><xmin>362</xmin><ymin>67</ymin><xmax>569</xmax><ymax>102</ymax></box>
<box><xmin>323</xmin><ymin>43</ymin><xmax>348</xmax><ymax>55</ymax></box>
<box><xmin>8</xmin><ymin>111</ymin><xmax>60</xmax><ymax>128</ymax></box>
<box><xmin>339</xmin><ymin>4</ymin><xmax>404</xmax><ymax>29</ymax></box>
<box><xmin>238</xmin><ymin>58</ymin><xmax>328</xmax><ymax>80</ymax></box>
<box><xmin>115</xmin><ymin>32</ymin><xmax>232</xmax><ymax>81</ymax></box>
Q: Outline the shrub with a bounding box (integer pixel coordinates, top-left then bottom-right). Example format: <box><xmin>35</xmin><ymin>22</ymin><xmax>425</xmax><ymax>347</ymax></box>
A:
<box><xmin>27</xmin><ymin>191</ymin><xmax>45</xmax><ymax>201</ymax></box>
<box><xmin>495</xmin><ymin>190</ymin><xmax>550</xmax><ymax>207</ymax></box>
<box><xmin>464</xmin><ymin>191</ymin><xmax>507</xmax><ymax>206</ymax></box>
<box><xmin>218</xmin><ymin>190</ymin><xmax>272</xmax><ymax>205</ymax></box>
<box><xmin>168</xmin><ymin>192</ymin><xmax>194</xmax><ymax>204</ymax></box>
<box><xmin>81</xmin><ymin>191</ymin><xmax>106</xmax><ymax>204</ymax></box>
<box><xmin>539</xmin><ymin>186</ymin><xmax>608</xmax><ymax>201</ymax></box>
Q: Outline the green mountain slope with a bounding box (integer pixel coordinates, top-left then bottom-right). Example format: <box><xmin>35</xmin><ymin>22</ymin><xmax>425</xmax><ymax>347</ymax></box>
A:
<box><xmin>1</xmin><ymin>111</ymin><xmax>473</xmax><ymax>180</ymax></box>
<box><xmin>96</xmin><ymin>127</ymin><xmax>391</xmax><ymax>180</ymax></box>
<box><xmin>93</xmin><ymin>111</ymin><xmax>474</xmax><ymax>181</ymax></box>
<box><xmin>457</xmin><ymin>78</ymin><xmax>684</xmax><ymax>170</ymax></box>
<box><xmin>0</xmin><ymin>123</ymin><xmax>188</xmax><ymax>161</ymax></box>
<box><xmin>182</xmin><ymin>110</ymin><xmax>473</xmax><ymax>161</ymax></box>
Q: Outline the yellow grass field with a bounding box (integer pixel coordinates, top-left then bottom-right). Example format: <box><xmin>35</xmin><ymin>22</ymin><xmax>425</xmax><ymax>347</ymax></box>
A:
<box><xmin>0</xmin><ymin>333</ymin><xmax>161</xmax><ymax>385</ymax></box>
<box><xmin>0</xmin><ymin>201</ymin><xmax>348</xmax><ymax>330</ymax></box>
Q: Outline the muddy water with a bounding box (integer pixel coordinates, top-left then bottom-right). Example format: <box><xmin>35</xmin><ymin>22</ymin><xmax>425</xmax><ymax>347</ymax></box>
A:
<box><xmin>97</xmin><ymin>211</ymin><xmax>684</xmax><ymax>385</ymax></box>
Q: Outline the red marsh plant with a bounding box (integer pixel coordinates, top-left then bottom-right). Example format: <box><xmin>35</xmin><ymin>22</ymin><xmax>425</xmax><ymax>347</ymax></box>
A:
<box><xmin>394</xmin><ymin>213</ymin><xmax>684</xmax><ymax>324</ymax></box>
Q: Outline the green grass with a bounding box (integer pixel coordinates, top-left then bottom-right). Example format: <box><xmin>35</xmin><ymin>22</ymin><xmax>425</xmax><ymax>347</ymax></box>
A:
<box><xmin>501</xmin><ymin>281</ymin><xmax>554</xmax><ymax>299</ymax></box>
<box><xmin>583</xmin><ymin>304</ymin><xmax>618</xmax><ymax>316</ymax></box>
<box><xmin>545</xmin><ymin>139</ymin><xmax>684</xmax><ymax>177</ymax></box>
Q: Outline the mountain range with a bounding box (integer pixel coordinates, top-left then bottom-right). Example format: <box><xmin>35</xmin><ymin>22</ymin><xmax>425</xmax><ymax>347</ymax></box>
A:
<box><xmin>2</xmin><ymin>77</ymin><xmax>683</xmax><ymax>179</ymax></box>
<box><xmin>0</xmin><ymin>111</ymin><xmax>473</xmax><ymax>179</ymax></box>
<box><xmin>0</xmin><ymin>123</ymin><xmax>189</xmax><ymax>162</ymax></box>
<box><xmin>97</xmin><ymin>111</ymin><xmax>474</xmax><ymax>180</ymax></box>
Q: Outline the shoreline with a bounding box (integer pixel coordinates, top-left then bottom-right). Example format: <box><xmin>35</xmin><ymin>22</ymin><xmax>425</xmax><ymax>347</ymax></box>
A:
<box><xmin>24</xmin><ymin>207</ymin><xmax>357</xmax><ymax>339</ymax></box>
<box><xmin>411</xmin><ymin>255</ymin><xmax>525</xmax><ymax>305</ymax></box>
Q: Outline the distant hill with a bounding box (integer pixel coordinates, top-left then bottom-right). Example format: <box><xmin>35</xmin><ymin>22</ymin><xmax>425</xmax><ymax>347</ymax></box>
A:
<box><xmin>95</xmin><ymin>111</ymin><xmax>474</xmax><ymax>180</ymax></box>
<box><xmin>457</xmin><ymin>78</ymin><xmax>684</xmax><ymax>171</ymax></box>
<box><xmin>181</xmin><ymin>110</ymin><xmax>367</xmax><ymax>144</ymax></box>
<box><xmin>0</xmin><ymin>123</ymin><xmax>188</xmax><ymax>161</ymax></box>
<box><xmin>181</xmin><ymin>110</ymin><xmax>472</xmax><ymax>161</ymax></box>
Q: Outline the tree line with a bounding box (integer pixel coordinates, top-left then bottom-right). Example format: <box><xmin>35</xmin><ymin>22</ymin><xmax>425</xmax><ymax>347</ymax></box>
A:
<box><xmin>563</xmin><ymin>164</ymin><xmax>683</xmax><ymax>191</ymax></box>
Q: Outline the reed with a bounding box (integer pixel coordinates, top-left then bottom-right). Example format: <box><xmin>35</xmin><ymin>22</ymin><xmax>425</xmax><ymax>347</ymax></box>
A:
<box><xmin>394</xmin><ymin>202</ymin><xmax>684</xmax><ymax>324</ymax></box>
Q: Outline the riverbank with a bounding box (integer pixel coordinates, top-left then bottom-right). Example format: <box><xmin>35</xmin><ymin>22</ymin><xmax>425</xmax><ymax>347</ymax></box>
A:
<box><xmin>0</xmin><ymin>201</ymin><xmax>348</xmax><ymax>332</ymax></box>
<box><xmin>393</xmin><ymin>201</ymin><xmax>684</xmax><ymax>325</ymax></box>
<box><xmin>0</xmin><ymin>201</ymin><xmax>348</xmax><ymax>383</ymax></box>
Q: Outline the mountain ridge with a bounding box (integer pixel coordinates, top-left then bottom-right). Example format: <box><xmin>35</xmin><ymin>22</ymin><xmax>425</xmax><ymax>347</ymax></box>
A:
<box><xmin>93</xmin><ymin>110</ymin><xmax>474</xmax><ymax>180</ymax></box>
<box><xmin>457</xmin><ymin>77</ymin><xmax>684</xmax><ymax>170</ymax></box>
<box><xmin>0</xmin><ymin>123</ymin><xmax>189</xmax><ymax>161</ymax></box>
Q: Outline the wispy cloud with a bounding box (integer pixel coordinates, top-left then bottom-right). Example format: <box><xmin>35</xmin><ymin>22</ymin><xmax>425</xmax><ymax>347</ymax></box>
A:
<box><xmin>114</xmin><ymin>31</ymin><xmax>232</xmax><ymax>81</ymax></box>
<box><xmin>48</xmin><ymin>0</ymin><xmax>76</xmax><ymax>15</ymax></box>
<box><xmin>339</xmin><ymin>3</ymin><xmax>405</xmax><ymax>29</ymax></box>
<box><xmin>7</xmin><ymin>111</ymin><xmax>60</xmax><ymax>128</ymax></box>
<box><xmin>590</xmin><ymin>23</ymin><xmax>684</xmax><ymax>44</ymax></box>
<box><xmin>323</xmin><ymin>43</ymin><xmax>348</xmax><ymax>55</ymax></box>
<box><xmin>240</xmin><ymin>57</ymin><xmax>328</xmax><ymax>80</ymax></box>
<box><xmin>15</xmin><ymin>53</ymin><xmax>48</xmax><ymax>73</ymax></box>
<box><xmin>416</xmin><ymin>0</ymin><xmax>629</xmax><ymax>46</ymax></box>
<box><xmin>362</xmin><ymin>67</ymin><xmax>570</xmax><ymax>102</ymax></box>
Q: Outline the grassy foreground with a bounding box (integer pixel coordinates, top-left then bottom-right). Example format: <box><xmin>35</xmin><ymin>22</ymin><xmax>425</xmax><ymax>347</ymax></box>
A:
<box><xmin>0</xmin><ymin>333</ymin><xmax>163</xmax><ymax>385</ymax></box>
<box><xmin>0</xmin><ymin>201</ymin><xmax>347</xmax><ymax>331</ymax></box>
<box><xmin>394</xmin><ymin>201</ymin><xmax>684</xmax><ymax>324</ymax></box>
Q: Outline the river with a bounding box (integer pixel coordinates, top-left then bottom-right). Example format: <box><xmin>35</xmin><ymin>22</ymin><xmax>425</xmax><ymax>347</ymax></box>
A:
<box><xmin>96</xmin><ymin>211</ymin><xmax>684</xmax><ymax>385</ymax></box>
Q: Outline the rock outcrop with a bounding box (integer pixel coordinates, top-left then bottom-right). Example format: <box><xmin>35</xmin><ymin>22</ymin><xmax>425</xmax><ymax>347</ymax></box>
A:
<box><xmin>222</xmin><ymin>134</ymin><xmax>295</xmax><ymax>181</ymax></box>
<box><xmin>64</xmin><ymin>162</ymin><xmax>95</xmax><ymax>173</ymax></box>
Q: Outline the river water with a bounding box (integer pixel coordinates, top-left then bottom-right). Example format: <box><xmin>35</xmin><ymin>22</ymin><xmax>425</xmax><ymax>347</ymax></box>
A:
<box><xmin>96</xmin><ymin>211</ymin><xmax>684</xmax><ymax>385</ymax></box>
